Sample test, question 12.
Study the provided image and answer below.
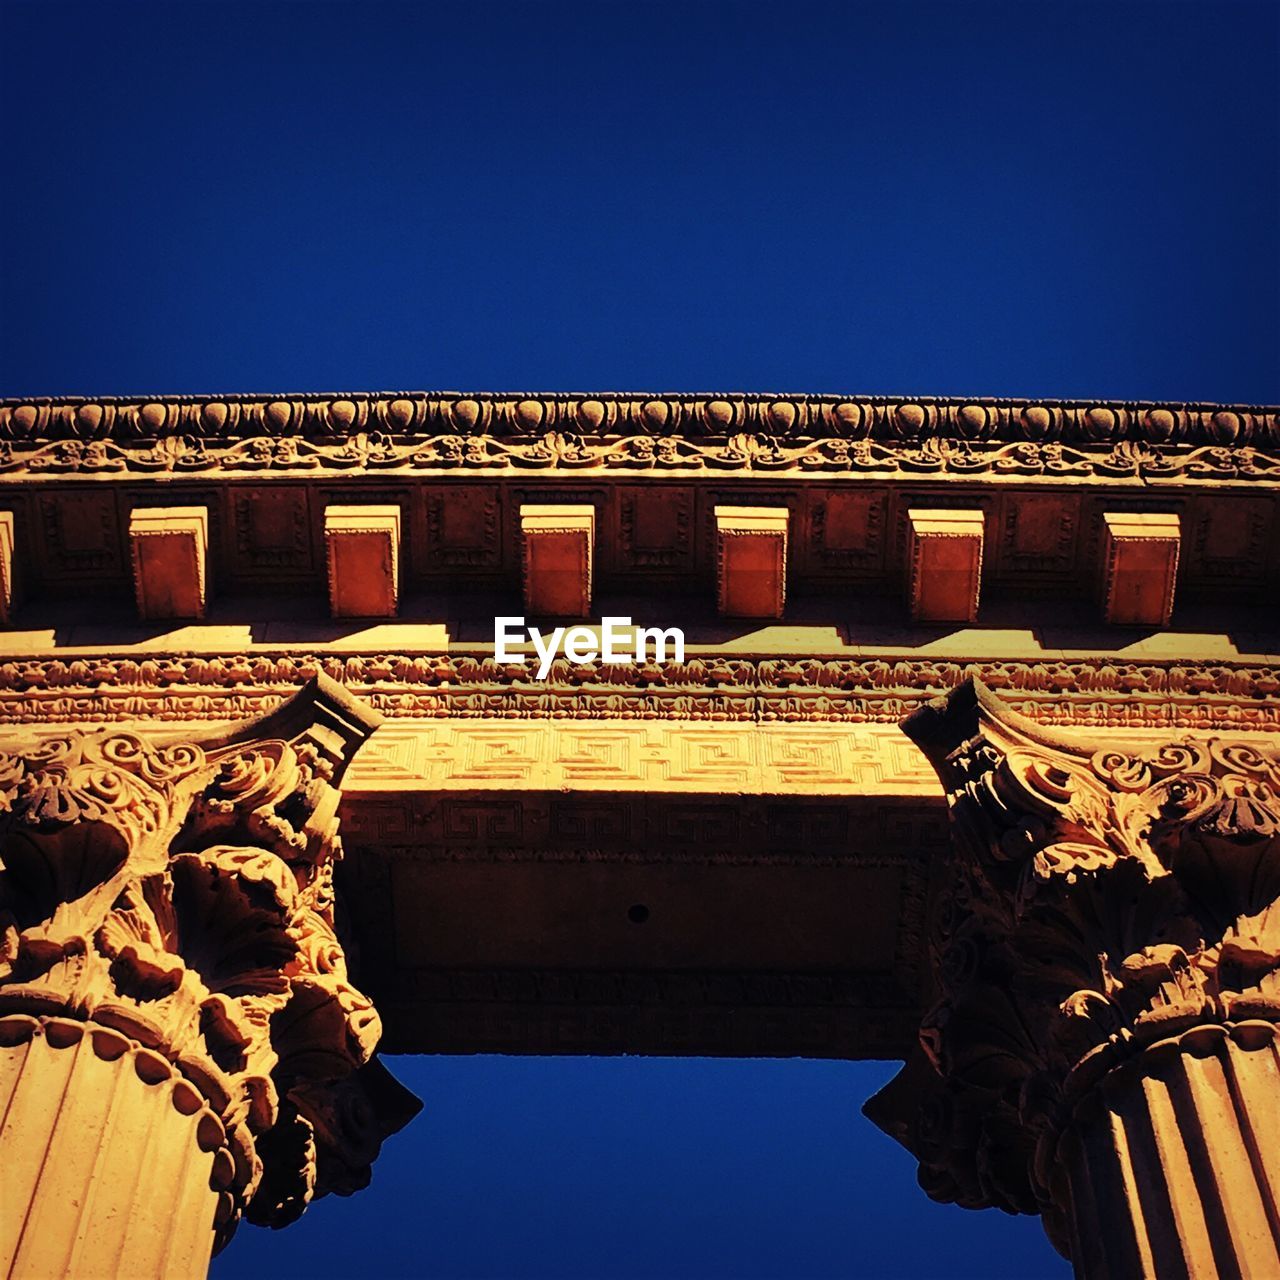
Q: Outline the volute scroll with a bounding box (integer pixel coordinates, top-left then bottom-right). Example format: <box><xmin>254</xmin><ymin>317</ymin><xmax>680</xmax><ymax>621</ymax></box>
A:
<box><xmin>868</xmin><ymin>680</ymin><xmax>1280</xmax><ymax>1273</ymax></box>
<box><xmin>0</xmin><ymin>675</ymin><xmax>420</xmax><ymax>1255</ymax></box>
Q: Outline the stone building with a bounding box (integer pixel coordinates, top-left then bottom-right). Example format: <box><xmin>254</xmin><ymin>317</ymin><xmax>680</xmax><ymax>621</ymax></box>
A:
<box><xmin>0</xmin><ymin>391</ymin><xmax>1277</xmax><ymax>1278</ymax></box>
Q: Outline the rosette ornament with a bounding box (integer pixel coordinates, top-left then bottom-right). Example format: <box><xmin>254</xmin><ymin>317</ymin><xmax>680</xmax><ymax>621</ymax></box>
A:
<box><xmin>0</xmin><ymin>677</ymin><xmax>419</xmax><ymax>1275</ymax></box>
<box><xmin>867</xmin><ymin>680</ymin><xmax>1280</xmax><ymax>1278</ymax></box>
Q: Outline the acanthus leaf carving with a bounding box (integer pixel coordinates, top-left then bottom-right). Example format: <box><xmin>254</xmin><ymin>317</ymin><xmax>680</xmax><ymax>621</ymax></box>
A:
<box><xmin>0</xmin><ymin>675</ymin><xmax>419</xmax><ymax>1251</ymax></box>
<box><xmin>866</xmin><ymin>679</ymin><xmax>1280</xmax><ymax>1264</ymax></box>
<box><xmin>1</xmin><ymin>430</ymin><xmax>1276</xmax><ymax>483</ymax></box>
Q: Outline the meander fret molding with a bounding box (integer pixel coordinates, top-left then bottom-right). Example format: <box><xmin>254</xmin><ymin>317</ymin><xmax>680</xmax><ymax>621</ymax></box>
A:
<box><xmin>0</xmin><ymin>676</ymin><xmax>418</xmax><ymax>1279</ymax></box>
<box><xmin>868</xmin><ymin>680</ymin><xmax>1280</xmax><ymax>1278</ymax></box>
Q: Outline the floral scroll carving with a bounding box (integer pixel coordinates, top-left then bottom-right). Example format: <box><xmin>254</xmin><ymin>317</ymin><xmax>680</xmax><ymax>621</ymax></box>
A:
<box><xmin>865</xmin><ymin>680</ymin><xmax>1280</xmax><ymax>1260</ymax></box>
<box><xmin>2</xmin><ymin>650</ymin><xmax>1276</xmax><ymax>733</ymax></box>
<box><xmin>0</xmin><ymin>676</ymin><xmax>419</xmax><ymax>1251</ymax></box>
<box><xmin>1</xmin><ymin>392</ymin><xmax>1276</xmax><ymax>483</ymax></box>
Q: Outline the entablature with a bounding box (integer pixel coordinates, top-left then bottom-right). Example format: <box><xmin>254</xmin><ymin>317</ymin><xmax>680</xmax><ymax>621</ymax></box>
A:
<box><xmin>4</xmin><ymin>391</ymin><xmax>1277</xmax><ymax>1062</ymax></box>
<box><xmin>2</xmin><ymin>391</ymin><xmax>1276</xmax><ymax>635</ymax></box>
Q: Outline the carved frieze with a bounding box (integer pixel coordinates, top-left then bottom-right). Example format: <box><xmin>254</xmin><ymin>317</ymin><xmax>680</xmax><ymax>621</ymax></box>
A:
<box><xmin>0</xmin><ymin>650</ymin><xmax>1275</xmax><ymax>731</ymax></box>
<box><xmin>422</xmin><ymin>484</ymin><xmax>502</xmax><ymax>569</ymax></box>
<box><xmin>3</xmin><ymin>393</ymin><xmax>1275</xmax><ymax>448</ymax></box>
<box><xmin>0</xmin><ymin>393</ymin><xmax>1275</xmax><ymax>484</ymax></box>
<box><xmin>617</xmin><ymin>485</ymin><xmax>693</xmax><ymax>571</ymax></box>
<box><xmin>1</xmin><ymin>443</ymin><xmax>1274</xmax><ymax>625</ymax></box>
<box><xmin>345</xmin><ymin>721</ymin><xmax>936</xmax><ymax>795</ymax></box>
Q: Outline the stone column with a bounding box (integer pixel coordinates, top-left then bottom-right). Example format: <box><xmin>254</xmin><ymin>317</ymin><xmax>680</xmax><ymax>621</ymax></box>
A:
<box><xmin>867</xmin><ymin>680</ymin><xmax>1280</xmax><ymax>1278</ymax></box>
<box><xmin>0</xmin><ymin>677</ymin><xmax>419</xmax><ymax>1279</ymax></box>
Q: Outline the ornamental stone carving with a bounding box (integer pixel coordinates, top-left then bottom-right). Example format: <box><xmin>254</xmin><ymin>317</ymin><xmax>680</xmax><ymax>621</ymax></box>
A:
<box><xmin>867</xmin><ymin>680</ymin><xmax>1280</xmax><ymax>1275</ymax></box>
<box><xmin>0</xmin><ymin>676</ymin><xmax>419</xmax><ymax>1267</ymax></box>
<box><xmin>2</xmin><ymin>652</ymin><xmax>1275</xmax><ymax>732</ymax></box>
<box><xmin>1</xmin><ymin>393</ymin><xmax>1276</xmax><ymax>482</ymax></box>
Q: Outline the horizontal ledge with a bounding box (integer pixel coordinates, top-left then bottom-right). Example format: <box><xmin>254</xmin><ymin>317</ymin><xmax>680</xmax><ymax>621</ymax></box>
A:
<box><xmin>0</xmin><ymin>395</ymin><xmax>1274</xmax><ymax>462</ymax></box>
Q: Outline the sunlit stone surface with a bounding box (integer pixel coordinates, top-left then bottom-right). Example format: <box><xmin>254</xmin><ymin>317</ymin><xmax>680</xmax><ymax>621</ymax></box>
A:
<box><xmin>1</xmin><ymin>390</ymin><xmax>1277</xmax><ymax>1277</ymax></box>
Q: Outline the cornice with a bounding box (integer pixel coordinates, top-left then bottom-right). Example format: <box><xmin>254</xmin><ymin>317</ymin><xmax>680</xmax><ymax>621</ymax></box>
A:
<box><xmin>1</xmin><ymin>392</ymin><xmax>1277</xmax><ymax>484</ymax></box>
<box><xmin>1</xmin><ymin>649</ymin><xmax>1275</xmax><ymax>731</ymax></box>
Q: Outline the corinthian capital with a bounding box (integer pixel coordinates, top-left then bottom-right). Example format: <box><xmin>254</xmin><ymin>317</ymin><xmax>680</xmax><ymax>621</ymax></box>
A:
<box><xmin>0</xmin><ymin>677</ymin><xmax>419</xmax><ymax>1251</ymax></box>
<box><xmin>867</xmin><ymin>680</ymin><xmax>1280</xmax><ymax>1262</ymax></box>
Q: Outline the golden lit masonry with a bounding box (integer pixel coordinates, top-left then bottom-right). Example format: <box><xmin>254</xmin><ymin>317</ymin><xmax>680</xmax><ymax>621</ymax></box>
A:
<box><xmin>1</xmin><ymin>391</ymin><xmax>1278</xmax><ymax>1278</ymax></box>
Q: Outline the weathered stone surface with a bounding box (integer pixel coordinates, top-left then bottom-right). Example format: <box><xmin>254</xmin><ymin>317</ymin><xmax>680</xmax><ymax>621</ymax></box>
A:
<box><xmin>129</xmin><ymin>506</ymin><xmax>209</xmax><ymax>621</ymax></box>
<box><xmin>714</xmin><ymin>505</ymin><xmax>788</xmax><ymax>618</ymax></box>
<box><xmin>0</xmin><ymin>677</ymin><xmax>419</xmax><ymax>1268</ymax></box>
<box><xmin>867</xmin><ymin>679</ymin><xmax>1280</xmax><ymax>1274</ymax></box>
<box><xmin>520</xmin><ymin>504</ymin><xmax>594</xmax><ymax>618</ymax></box>
<box><xmin>906</xmin><ymin>508</ymin><xmax>984</xmax><ymax>623</ymax></box>
<box><xmin>1</xmin><ymin>386</ymin><xmax>1278</xmax><ymax>1276</ymax></box>
<box><xmin>324</xmin><ymin>505</ymin><xmax>401</xmax><ymax>618</ymax></box>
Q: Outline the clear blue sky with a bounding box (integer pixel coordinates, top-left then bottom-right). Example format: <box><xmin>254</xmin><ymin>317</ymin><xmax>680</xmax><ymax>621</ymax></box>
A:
<box><xmin>2</xmin><ymin>1</ymin><xmax>1277</xmax><ymax>404</ymax></box>
<box><xmin>3</xmin><ymin>3</ymin><xmax>1277</xmax><ymax>1278</ymax></box>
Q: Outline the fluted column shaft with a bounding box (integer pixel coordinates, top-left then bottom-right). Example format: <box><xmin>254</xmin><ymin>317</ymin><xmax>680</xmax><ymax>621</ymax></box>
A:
<box><xmin>0</xmin><ymin>1016</ymin><xmax>227</xmax><ymax>1280</ymax></box>
<box><xmin>1060</xmin><ymin>1024</ymin><xmax>1280</xmax><ymax>1280</ymax></box>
